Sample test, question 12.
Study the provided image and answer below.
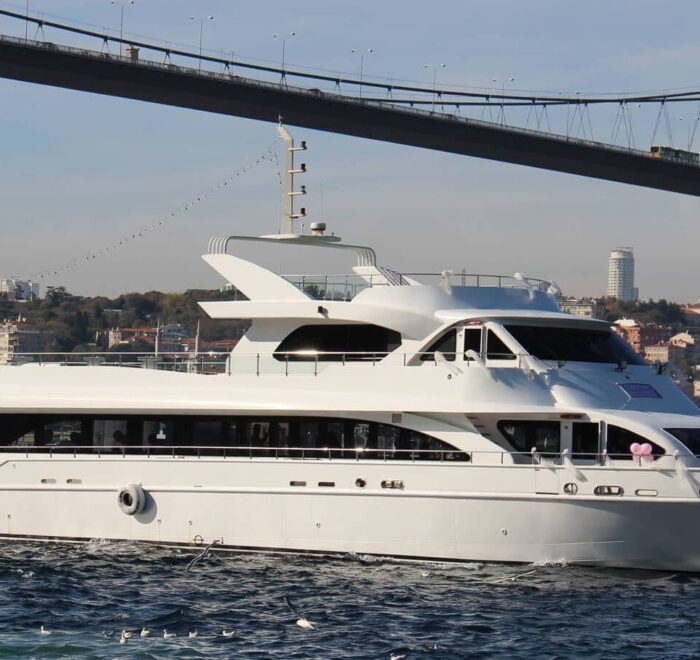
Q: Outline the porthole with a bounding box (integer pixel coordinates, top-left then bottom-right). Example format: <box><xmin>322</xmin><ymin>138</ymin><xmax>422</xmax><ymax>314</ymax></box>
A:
<box><xmin>290</xmin><ymin>481</ymin><xmax>306</xmax><ymax>487</ymax></box>
<box><xmin>355</xmin><ymin>478</ymin><xmax>366</xmax><ymax>488</ymax></box>
<box><xmin>318</xmin><ymin>481</ymin><xmax>335</xmax><ymax>487</ymax></box>
<box><xmin>594</xmin><ymin>485</ymin><xmax>624</xmax><ymax>496</ymax></box>
<box><xmin>563</xmin><ymin>482</ymin><xmax>578</xmax><ymax>495</ymax></box>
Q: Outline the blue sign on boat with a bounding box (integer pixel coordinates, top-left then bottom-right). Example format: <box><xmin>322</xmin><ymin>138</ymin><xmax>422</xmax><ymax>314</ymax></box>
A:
<box><xmin>619</xmin><ymin>383</ymin><xmax>662</xmax><ymax>399</ymax></box>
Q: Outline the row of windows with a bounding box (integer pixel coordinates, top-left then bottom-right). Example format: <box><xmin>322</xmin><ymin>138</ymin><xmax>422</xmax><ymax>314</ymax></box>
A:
<box><xmin>0</xmin><ymin>415</ymin><xmax>469</xmax><ymax>461</ymax></box>
<box><xmin>422</xmin><ymin>325</ymin><xmax>644</xmax><ymax>365</ymax></box>
<box><xmin>497</xmin><ymin>420</ymin><xmax>665</xmax><ymax>459</ymax></box>
<box><xmin>421</xmin><ymin>328</ymin><xmax>514</xmax><ymax>362</ymax></box>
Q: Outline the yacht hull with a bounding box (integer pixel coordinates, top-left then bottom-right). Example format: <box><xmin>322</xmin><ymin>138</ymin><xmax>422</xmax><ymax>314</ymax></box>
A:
<box><xmin>1</xmin><ymin>455</ymin><xmax>699</xmax><ymax>571</ymax></box>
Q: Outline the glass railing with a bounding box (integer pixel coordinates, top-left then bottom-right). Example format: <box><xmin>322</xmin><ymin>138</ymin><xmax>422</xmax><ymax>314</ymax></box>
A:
<box><xmin>282</xmin><ymin>272</ymin><xmax>553</xmax><ymax>300</ymax></box>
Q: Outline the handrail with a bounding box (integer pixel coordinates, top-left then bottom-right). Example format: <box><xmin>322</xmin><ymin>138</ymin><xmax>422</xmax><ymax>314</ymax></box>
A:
<box><xmin>0</xmin><ymin>445</ymin><xmax>683</xmax><ymax>468</ymax></box>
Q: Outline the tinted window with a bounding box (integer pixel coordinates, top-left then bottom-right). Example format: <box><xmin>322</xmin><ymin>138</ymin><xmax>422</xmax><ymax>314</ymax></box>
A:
<box><xmin>572</xmin><ymin>422</ymin><xmax>599</xmax><ymax>459</ymax></box>
<box><xmin>464</xmin><ymin>328</ymin><xmax>481</xmax><ymax>359</ymax></box>
<box><xmin>607</xmin><ymin>425</ymin><xmax>664</xmax><ymax>459</ymax></box>
<box><xmin>421</xmin><ymin>329</ymin><xmax>456</xmax><ymax>361</ymax></box>
<box><xmin>498</xmin><ymin>420</ymin><xmax>560</xmax><ymax>454</ymax></box>
<box><xmin>487</xmin><ymin>330</ymin><xmax>516</xmax><ymax>360</ymax></box>
<box><xmin>274</xmin><ymin>324</ymin><xmax>401</xmax><ymax>361</ymax></box>
<box><xmin>665</xmin><ymin>428</ymin><xmax>700</xmax><ymax>455</ymax></box>
<box><xmin>505</xmin><ymin>324</ymin><xmax>645</xmax><ymax>365</ymax></box>
<box><xmin>0</xmin><ymin>414</ymin><xmax>468</xmax><ymax>462</ymax></box>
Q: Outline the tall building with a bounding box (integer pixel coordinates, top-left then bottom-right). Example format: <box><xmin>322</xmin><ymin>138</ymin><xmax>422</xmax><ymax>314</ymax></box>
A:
<box><xmin>606</xmin><ymin>248</ymin><xmax>638</xmax><ymax>302</ymax></box>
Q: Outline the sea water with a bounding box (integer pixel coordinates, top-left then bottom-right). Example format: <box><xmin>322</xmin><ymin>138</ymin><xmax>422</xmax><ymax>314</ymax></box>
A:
<box><xmin>0</xmin><ymin>542</ymin><xmax>698</xmax><ymax>659</ymax></box>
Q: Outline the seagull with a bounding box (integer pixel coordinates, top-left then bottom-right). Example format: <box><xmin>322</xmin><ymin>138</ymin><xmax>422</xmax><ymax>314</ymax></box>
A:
<box><xmin>121</xmin><ymin>630</ymin><xmax>133</xmax><ymax>639</ymax></box>
<box><xmin>163</xmin><ymin>629</ymin><xmax>176</xmax><ymax>639</ymax></box>
<box><xmin>140</xmin><ymin>628</ymin><xmax>151</xmax><ymax>638</ymax></box>
<box><xmin>188</xmin><ymin>631</ymin><xmax>198</xmax><ymax>638</ymax></box>
<box><xmin>222</xmin><ymin>630</ymin><xmax>236</xmax><ymax>638</ymax></box>
<box><xmin>285</xmin><ymin>596</ymin><xmax>314</xmax><ymax>630</ymax></box>
<box><xmin>40</xmin><ymin>625</ymin><xmax>51</xmax><ymax>635</ymax></box>
<box><xmin>119</xmin><ymin>632</ymin><xmax>128</xmax><ymax>645</ymax></box>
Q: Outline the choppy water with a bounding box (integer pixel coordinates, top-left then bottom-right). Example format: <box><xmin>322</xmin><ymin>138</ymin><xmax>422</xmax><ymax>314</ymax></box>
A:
<box><xmin>0</xmin><ymin>542</ymin><xmax>698</xmax><ymax>659</ymax></box>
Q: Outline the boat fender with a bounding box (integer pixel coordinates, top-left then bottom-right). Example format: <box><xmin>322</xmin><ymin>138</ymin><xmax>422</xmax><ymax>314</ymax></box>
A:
<box><xmin>117</xmin><ymin>484</ymin><xmax>146</xmax><ymax>515</ymax></box>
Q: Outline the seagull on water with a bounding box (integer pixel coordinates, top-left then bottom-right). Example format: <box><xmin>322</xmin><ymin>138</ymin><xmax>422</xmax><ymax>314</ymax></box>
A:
<box><xmin>189</xmin><ymin>631</ymin><xmax>198</xmax><ymax>638</ymax></box>
<box><xmin>222</xmin><ymin>629</ymin><xmax>236</xmax><ymax>638</ymax></box>
<box><xmin>121</xmin><ymin>630</ymin><xmax>133</xmax><ymax>639</ymax></box>
<box><xmin>285</xmin><ymin>596</ymin><xmax>314</xmax><ymax>629</ymax></box>
<box><xmin>119</xmin><ymin>631</ymin><xmax>128</xmax><ymax>645</ymax></box>
<box><xmin>163</xmin><ymin>629</ymin><xmax>177</xmax><ymax>639</ymax></box>
<box><xmin>140</xmin><ymin>627</ymin><xmax>151</xmax><ymax>638</ymax></box>
<box><xmin>40</xmin><ymin>625</ymin><xmax>51</xmax><ymax>635</ymax></box>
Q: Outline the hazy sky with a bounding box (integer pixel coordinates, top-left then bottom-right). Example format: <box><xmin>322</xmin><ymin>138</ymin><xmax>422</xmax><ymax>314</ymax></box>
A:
<box><xmin>1</xmin><ymin>0</ymin><xmax>700</xmax><ymax>301</ymax></box>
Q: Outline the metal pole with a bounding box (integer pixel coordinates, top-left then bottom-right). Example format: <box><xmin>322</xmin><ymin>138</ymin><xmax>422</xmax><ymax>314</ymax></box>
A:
<box><xmin>199</xmin><ymin>19</ymin><xmax>203</xmax><ymax>66</ymax></box>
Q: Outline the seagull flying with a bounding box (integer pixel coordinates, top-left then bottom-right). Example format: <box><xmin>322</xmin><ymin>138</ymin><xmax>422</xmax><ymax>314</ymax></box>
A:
<box><xmin>285</xmin><ymin>596</ymin><xmax>315</xmax><ymax>630</ymax></box>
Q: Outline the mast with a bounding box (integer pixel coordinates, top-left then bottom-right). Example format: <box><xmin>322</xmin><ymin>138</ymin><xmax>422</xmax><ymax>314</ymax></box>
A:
<box><xmin>276</xmin><ymin>123</ymin><xmax>307</xmax><ymax>234</ymax></box>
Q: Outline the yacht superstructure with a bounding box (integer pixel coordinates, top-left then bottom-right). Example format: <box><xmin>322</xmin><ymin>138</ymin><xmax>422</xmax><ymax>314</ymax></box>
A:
<box><xmin>2</xmin><ymin>127</ymin><xmax>700</xmax><ymax>570</ymax></box>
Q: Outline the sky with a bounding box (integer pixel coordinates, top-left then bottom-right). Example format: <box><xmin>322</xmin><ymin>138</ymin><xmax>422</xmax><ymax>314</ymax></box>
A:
<box><xmin>1</xmin><ymin>0</ymin><xmax>700</xmax><ymax>301</ymax></box>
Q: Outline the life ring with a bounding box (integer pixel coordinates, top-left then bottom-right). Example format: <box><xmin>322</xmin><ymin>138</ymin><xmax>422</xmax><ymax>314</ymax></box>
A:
<box><xmin>117</xmin><ymin>484</ymin><xmax>146</xmax><ymax>515</ymax></box>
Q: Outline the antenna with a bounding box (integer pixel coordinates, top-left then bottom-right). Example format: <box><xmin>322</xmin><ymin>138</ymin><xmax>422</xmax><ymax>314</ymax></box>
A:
<box><xmin>276</xmin><ymin>123</ymin><xmax>307</xmax><ymax>234</ymax></box>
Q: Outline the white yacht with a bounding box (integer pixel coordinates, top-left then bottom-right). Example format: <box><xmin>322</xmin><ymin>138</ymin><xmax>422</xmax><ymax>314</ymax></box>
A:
<box><xmin>2</xmin><ymin>127</ymin><xmax>700</xmax><ymax>571</ymax></box>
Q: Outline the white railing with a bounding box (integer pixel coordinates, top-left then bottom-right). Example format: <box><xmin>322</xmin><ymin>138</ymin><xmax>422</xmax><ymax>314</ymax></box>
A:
<box><xmin>283</xmin><ymin>271</ymin><xmax>553</xmax><ymax>300</ymax></box>
<box><xmin>6</xmin><ymin>350</ymin><xmax>518</xmax><ymax>374</ymax></box>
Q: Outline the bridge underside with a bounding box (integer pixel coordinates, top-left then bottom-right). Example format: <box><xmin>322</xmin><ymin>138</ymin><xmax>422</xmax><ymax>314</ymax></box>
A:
<box><xmin>1</xmin><ymin>38</ymin><xmax>699</xmax><ymax>197</ymax></box>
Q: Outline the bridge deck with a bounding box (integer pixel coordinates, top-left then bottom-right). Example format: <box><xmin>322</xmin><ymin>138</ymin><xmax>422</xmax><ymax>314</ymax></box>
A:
<box><xmin>0</xmin><ymin>35</ymin><xmax>699</xmax><ymax>196</ymax></box>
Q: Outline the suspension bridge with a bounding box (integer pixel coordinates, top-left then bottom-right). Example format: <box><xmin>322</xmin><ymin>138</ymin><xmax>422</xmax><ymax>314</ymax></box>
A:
<box><xmin>1</xmin><ymin>8</ymin><xmax>700</xmax><ymax>196</ymax></box>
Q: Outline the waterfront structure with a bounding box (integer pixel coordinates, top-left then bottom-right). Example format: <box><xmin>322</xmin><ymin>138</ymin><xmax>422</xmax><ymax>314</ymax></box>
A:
<box><xmin>644</xmin><ymin>343</ymin><xmax>685</xmax><ymax>365</ymax></box>
<box><xmin>559</xmin><ymin>297</ymin><xmax>598</xmax><ymax>318</ymax></box>
<box><xmin>613</xmin><ymin>319</ymin><xmax>671</xmax><ymax>355</ymax></box>
<box><xmin>0</xmin><ymin>278</ymin><xmax>39</xmax><ymax>301</ymax></box>
<box><xmin>0</xmin><ymin>318</ymin><xmax>52</xmax><ymax>364</ymax></box>
<box><xmin>0</xmin><ymin>128</ymin><xmax>700</xmax><ymax>571</ymax></box>
<box><xmin>107</xmin><ymin>326</ymin><xmax>158</xmax><ymax>349</ymax></box>
<box><xmin>670</xmin><ymin>332</ymin><xmax>696</xmax><ymax>357</ymax></box>
<box><xmin>607</xmin><ymin>248</ymin><xmax>638</xmax><ymax>302</ymax></box>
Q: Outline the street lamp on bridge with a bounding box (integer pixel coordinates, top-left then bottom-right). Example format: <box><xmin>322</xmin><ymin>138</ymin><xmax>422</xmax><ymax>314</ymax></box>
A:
<box><xmin>351</xmin><ymin>48</ymin><xmax>373</xmax><ymax>98</ymax></box>
<box><xmin>423</xmin><ymin>63</ymin><xmax>446</xmax><ymax>112</ymax></box>
<box><xmin>273</xmin><ymin>32</ymin><xmax>296</xmax><ymax>72</ymax></box>
<box><xmin>110</xmin><ymin>0</ymin><xmax>135</xmax><ymax>57</ymax></box>
<box><xmin>492</xmin><ymin>76</ymin><xmax>515</xmax><ymax>124</ymax></box>
<box><xmin>190</xmin><ymin>15</ymin><xmax>214</xmax><ymax>68</ymax></box>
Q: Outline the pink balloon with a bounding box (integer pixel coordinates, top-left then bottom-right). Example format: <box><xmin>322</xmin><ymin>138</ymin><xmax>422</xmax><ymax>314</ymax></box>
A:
<box><xmin>640</xmin><ymin>443</ymin><xmax>653</xmax><ymax>455</ymax></box>
<box><xmin>630</xmin><ymin>442</ymin><xmax>642</xmax><ymax>455</ymax></box>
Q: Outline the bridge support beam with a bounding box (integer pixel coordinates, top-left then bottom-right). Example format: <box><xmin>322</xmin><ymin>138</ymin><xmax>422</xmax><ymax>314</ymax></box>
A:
<box><xmin>0</xmin><ymin>38</ymin><xmax>699</xmax><ymax>197</ymax></box>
